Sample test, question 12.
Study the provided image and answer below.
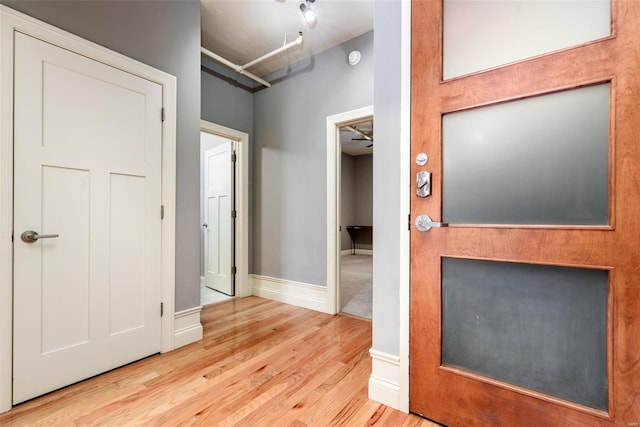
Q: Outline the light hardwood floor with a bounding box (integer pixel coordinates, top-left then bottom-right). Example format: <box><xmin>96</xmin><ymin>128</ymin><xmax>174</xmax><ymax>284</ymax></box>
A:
<box><xmin>0</xmin><ymin>297</ymin><xmax>437</xmax><ymax>426</ymax></box>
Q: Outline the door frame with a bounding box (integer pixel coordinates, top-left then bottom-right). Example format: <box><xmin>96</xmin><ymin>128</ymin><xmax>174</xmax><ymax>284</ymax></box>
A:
<box><xmin>200</xmin><ymin>120</ymin><xmax>250</xmax><ymax>298</ymax></box>
<box><xmin>326</xmin><ymin>105</ymin><xmax>373</xmax><ymax>315</ymax></box>
<box><xmin>0</xmin><ymin>5</ymin><xmax>177</xmax><ymax>413</ymax></box>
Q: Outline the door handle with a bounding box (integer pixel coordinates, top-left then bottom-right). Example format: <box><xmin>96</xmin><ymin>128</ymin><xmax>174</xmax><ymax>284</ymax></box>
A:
<box><xmin>203</xmin><ymin>223</ymin><xmax>208</xmax><ymax>228</ymax></box>
<box><xmin>415</xmin><ymin>215</ymin><xmax>448</xmax><ymax>232</ymax></box>
<box><xmin>21</xmin><ymin>230</ymin><xmax>60</xmax><ymax>243</ymax></box>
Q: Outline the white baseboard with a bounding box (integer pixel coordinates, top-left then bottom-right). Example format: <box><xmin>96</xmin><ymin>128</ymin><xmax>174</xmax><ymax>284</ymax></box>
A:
<box><xmin>368</xmin><ymin>349</ymin><xmax>401</xmax><ymax>410</ymax></box>
<box><xmin>340</xmin><ymin>249</ymin><xmax>373</xmax><ymax>256</ymax></box>
<box><xmin>251</xmin><ymin>274</ymin><xmax>330</xmax><ymax>314</ymax></box>
<box><xmin>173</xmin><ymin>306</ymin><xmax>203</xmax><ymax>348</ymax></box>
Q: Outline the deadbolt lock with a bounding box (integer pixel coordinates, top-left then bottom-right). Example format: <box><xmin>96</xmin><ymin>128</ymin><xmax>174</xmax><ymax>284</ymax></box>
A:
<box><xmin>416</xmin><ymin>171</ymin><xmax>432</xmax><ymax>198</ymax></box>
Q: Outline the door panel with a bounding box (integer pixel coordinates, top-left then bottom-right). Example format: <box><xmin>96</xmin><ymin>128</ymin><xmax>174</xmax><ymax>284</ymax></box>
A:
<box><xmin>13</xmin><ymin>32</ymin><xmax>162</xmax><ymax>403</ymax></box>
<box><xmin>204</xmin><ymin>141</ymin><xmax>234</xmax><ymax>296</ymax></box>
<box><xmin>41</xmin><ymin>166</ymin><xmax>90</xmax><ymax>353</ymax></box>
<box><xmin>442</xmin><ymin>0</ymin><xmax>611</xmax><ymax>79</ymax></box>
<box><xmin>441</xmin><ymin>258</ymin><xmax>609</xmax><ymax>411</ymax></box>
<box><xmin>442</xmin><ymin>83</ymin><xmax>610</xmax><ymax>225</ymax></box>
<box><xmin>410</xmin><ymin>1</ymin><xmax>640</xmax><ymax>425</ymax></box>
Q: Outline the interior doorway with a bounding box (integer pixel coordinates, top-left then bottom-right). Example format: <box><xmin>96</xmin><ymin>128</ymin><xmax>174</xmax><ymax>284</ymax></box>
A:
<box><xmin>326</xmin><ymin>105</ymin><xmax>373</xmax><ymax>316</ymax></box>
<box><xmin>338</xmin><ymin>120</ymin><xmax>373</xmax><ymax>319</ymax></box>
<box><xmin>199</xmin><ymin>120</ymin><xmax>251</xmax><ymax>306</ymax></box>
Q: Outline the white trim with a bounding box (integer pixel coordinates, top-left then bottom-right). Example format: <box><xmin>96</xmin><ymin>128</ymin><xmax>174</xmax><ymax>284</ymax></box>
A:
<box><xmin>340</xmin><ymin>249</ymin><xmax>373</xmax><ymax>256</ymax></box>
<box><xmin>368</xmin><ymin>349</ymin><xmax>401</xmax><ymax>410</ymax></box>
<box><xmin>0</xmin><ymin>5</ymin><xmax>177</xmax><ymax>412</ymax></box>
<box><xmin>200</xmin><ymin>275</ymin><xmax>205</xmax><ymax>285</ymax></box>
<box><xmin>173</xmin><ymin>307</ymin><xmax>203</xmax><ymax>349</ymax></box>
<box><xmin>200</xmin><ymin>120</ymin><xmax>250</xmax><ymax>298</ymax></box>
<box><xmin>326</xmin><ymin>106</ymin><xmax>374</xmax><ymax>315</ymax></box>
<box><xmin>251</xmin><ymin>274</ymin><xmax>330</xmax><ymax>314</ymax></box>
<box><xmin>398</xmin><ymin>0</ymin><xmax>412</xmax><ymax>413</ymax></box>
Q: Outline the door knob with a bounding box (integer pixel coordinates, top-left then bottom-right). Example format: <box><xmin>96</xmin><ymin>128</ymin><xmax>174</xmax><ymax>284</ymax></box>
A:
<box><xmin>202</xmin><ymin>223</ymin><xmax>208</xmax><ymax>228</ymax></box>
<box><xmin>21</xmin><ymin>230</ymin><xmax>59</xmax><ymax>243</ymax></box>
<box><xmin>415</xmin><ymin>215</ymin><xmax>448</xmax><ymax>232</ymax></box>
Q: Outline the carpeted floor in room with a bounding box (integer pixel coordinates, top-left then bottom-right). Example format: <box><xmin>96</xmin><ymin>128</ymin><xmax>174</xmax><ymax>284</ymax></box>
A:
<box><xmin>340</xmin><ymin>254</ymin><xmax>372</xmax><ymax>319</ymax></box>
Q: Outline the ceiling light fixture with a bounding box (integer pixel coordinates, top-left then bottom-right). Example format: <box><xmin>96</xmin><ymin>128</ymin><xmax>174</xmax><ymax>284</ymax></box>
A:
<box><xmin>300</xmin><ymin>0</ymin><xmax>317</xmax><ymax>25</ymax></box>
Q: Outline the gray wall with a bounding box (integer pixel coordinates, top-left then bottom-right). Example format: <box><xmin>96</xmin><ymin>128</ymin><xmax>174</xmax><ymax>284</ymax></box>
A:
<box><xmin>341</xmin><ymin>154</ymin><xmax>373</xmax><ymax>251</ymax></box>
<box><xmin>201</xmin><ymin>57</ymin><xmax>254</xmax><ymax>137</ymax></box>
<box><xmin>340</xmin><ymin>154</ymin><xmax>355</xmax><ymax>251</ymax></box>
<box><xmin>253</xmin><ymin>31</ymin><xmax>374</xmax><ymax>285</ymax></box>
<box><xmin>373</xmin><ymin>0</ymin><xmax>403</xmax><ymax>354</ymax></box>
<box><xmin>201</xmin><ymin>57</ymin><xmax>255</xmax><ymax>273</ymax></box>
<box><xmin>3</xmin><ymin>0</ymin><xmax>203</xmax><ymax>311</ymax></box>
<box><xmin>354</xmin><ymin>154</ymin><xmax>373</xmax><ymax>227</ymax></box>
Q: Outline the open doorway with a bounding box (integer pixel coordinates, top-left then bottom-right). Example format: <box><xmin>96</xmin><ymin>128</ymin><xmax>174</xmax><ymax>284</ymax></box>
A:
<box><xmin>199</xmin><ymin>120</ymin><xmax>251</xmax><ymax>306</ymax></box>
<box><xmin>326</xmin><ymin>106</ymin><xmax>373</xmax><ymax>316</ymax></box>
<box><xmin>339</xmin><ymin>120</ymin><xmax>373</xmax><ymax>319</ymax></box>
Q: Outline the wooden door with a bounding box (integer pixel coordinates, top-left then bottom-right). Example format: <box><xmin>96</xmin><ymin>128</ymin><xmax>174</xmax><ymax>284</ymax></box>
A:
<box><xmin>204</xmin><ymin>141</ymin><xmax>235</xmax><ymax>296</ymax></box>
<box><xmin>13</xmin><ymin>32</ymin><xmax>163</xmax><ymax>403</ymax></box>
<box><xmin>410</xmin><ymin>1</ymin><xmax>640</xmax><ymax>425</ymax></box>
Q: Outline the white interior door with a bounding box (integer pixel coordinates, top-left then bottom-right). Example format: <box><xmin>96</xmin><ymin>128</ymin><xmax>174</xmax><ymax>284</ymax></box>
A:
<box><xmin>204</xmin><ymin>141</ymin><xmax>234</xmax><ymax>295</ymax></box>
<box><xmin>13</xmin><ymin>32</ymin><xmax>163</xmax><ymax>404</ymax></box>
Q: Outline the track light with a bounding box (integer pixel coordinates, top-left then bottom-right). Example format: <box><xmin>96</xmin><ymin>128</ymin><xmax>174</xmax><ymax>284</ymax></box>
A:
<box><xmin>300</xmin><ymin>0</ymin><xmax>317</xmax><ymax>25</ymax></box>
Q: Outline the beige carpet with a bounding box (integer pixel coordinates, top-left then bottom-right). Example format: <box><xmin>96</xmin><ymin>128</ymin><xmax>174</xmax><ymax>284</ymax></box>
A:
<box><xmin>340</xmin><ymin>254</ymin><xmax>372</xmax><ymax>319</ymax></box>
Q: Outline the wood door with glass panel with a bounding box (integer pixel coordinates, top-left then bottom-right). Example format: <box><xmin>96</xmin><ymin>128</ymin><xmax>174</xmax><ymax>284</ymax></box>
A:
<box><xmin>410</xmin><ymin>1</ymin><xmax>640</xmax><ymax>425</ymax></box>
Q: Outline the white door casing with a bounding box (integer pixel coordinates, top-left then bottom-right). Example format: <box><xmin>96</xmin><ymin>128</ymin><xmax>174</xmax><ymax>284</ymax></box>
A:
<box><xmin>204</xmin><ymin>141</ymin><xmax>235</xmax><ymax>295</ymax></box>
<box><xmin>199</xmin><ymin>120</ymin><xmax>249</xmax><ymax>299</ymax></box>
<box><xmin>12</xmin><ymin>32</ymin><xmax>163</xmax><ymax>404</ymax></box>
<box><xmin>0</xmin><ymin>5</ymin><xmax>177</xmax><ymax>412</ymax></box>
<box><xmin>326</xmin><ymin>106</ymin><xmax>374</xmax><ymax>315</ymax></box>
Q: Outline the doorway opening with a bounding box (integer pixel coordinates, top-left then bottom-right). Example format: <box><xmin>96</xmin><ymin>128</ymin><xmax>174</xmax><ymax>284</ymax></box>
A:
<box><xmin>199</xmin><ymin>120</ymin><xmax>250</xmax><ymax>306</ymax></box>
<box><xmin>339</xmin><ymin>119</ymin><xmax>373</xmax><ymax>319</ymax></box>
<box><xmin>326</xmin><ymin>105</ymin><xmax>373</xmax><ymax>316</ymax></box>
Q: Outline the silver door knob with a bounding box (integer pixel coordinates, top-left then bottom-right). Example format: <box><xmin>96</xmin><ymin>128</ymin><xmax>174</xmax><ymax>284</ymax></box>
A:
<box><xmin>415</xmin><ymin>215</ymin><xmax>448</xmax><ymax>232</ymax></box>
<box><xmin>21</xmin><ymin>230</ymin><xmax>60</xmax><ymax>243</ymax></box>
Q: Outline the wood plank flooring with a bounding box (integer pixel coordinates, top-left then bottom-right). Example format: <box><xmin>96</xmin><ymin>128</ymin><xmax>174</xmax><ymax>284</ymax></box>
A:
<box><xmin>0</xmin><ymin>297</ymin><xmax>438</xmax><ymax>426</ymax></box>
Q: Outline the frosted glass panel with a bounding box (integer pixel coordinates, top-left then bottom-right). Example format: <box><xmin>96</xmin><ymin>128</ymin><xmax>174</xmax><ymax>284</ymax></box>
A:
<box><xmin>442</xmin><ymin>83</ymin><xmax>609</xmax><ymax>225</ymax></box>
<box><xmin>442</xmin><ymin>258</ymin><xmax>608</xmax><ymax>410</ymax></box>
<box><xmin>443</xmin><ymin>0</ymin><xmax>611</xmax><ymax>79</ymax></box>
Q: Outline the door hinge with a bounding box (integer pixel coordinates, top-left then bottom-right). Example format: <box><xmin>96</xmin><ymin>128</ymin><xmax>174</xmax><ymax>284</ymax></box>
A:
<box><xmin>161</xmin><ymin>108</ymin><xmax>165</xmax><ymax>122</ymax></box>
<box><xmin>231</xmin><ymin>152</ymin><xmax>237</xmax><ymax>163</ymax></box>
<box><xmin>232</xmin><ymin>210</ymin><xmax>237</xmax><ymax>219</ymax></box>
<box><xmin>160</xmin><ymin>302</ymin><xmax>164</xmax><ymax>317</ymax></box>
<box><xmin>161</xmin><ymin>205</ymin><xmax>165</xmax><ymax>219</ymax></box>
<box><xmin>231</xmin><ymin>266</ymin><xmax>237</xmax><ymax>275</ymax></box>
<box><xmin>408</xmin><ymin>214</ymin><xmax>411</xmax><ymax>231</ymax></box>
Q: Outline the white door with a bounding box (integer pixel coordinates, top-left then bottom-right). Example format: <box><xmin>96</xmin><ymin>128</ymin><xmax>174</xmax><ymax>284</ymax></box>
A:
<box><xmin>204</xmin><ymin>141</ymin><xmax>235</xmax><ymax>295</ymax></box>
<box><xmin>13</xmin><ymin>32</ymin><xmax>163</xmax><ymax>404</ymax></box>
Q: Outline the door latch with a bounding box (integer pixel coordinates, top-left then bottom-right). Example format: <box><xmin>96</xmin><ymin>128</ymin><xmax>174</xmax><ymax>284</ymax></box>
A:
<box><xmin>416</xmin><ymin>171</ymin><xmax>432</xmax><ymax>198</ymax></box>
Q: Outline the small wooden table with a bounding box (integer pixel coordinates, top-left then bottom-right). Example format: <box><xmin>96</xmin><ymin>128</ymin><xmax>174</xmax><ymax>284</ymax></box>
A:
<box><xmin>346</xmin><ymin>225</ymin><xmax>372</xmax><ymax>255</ymax></box>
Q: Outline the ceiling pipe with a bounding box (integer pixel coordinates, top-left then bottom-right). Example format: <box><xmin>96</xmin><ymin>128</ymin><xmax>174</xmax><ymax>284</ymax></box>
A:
<box><xmin>201</xmin><ymin>46</ymin><xmax>272</xmax><ymax>88</ymax></box>
<box><xmin>343</xmin><ymin>125</ymin><xmax>373</xmax><ymax>141</ymax></box>
<box><xmin>200</xmin><ymin>32</ymin><xmax>304</xmax><ymax>89</ymax></box>
<box><xmin>242</xmin><ymin>32</ymin><xmax>304</xmax><ymax>70</ymax></box>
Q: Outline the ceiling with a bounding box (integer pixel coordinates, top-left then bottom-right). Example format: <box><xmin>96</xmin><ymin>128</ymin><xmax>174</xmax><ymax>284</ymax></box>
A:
<box><xmin>341</xmin><ymin>119</ymin><xmax>373</xmax><ymax>156</ymax></box>
<box><xmin>201</xmin><ymin>0</ymin><xmax>374</xmax><ymax>77</ymax></box>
